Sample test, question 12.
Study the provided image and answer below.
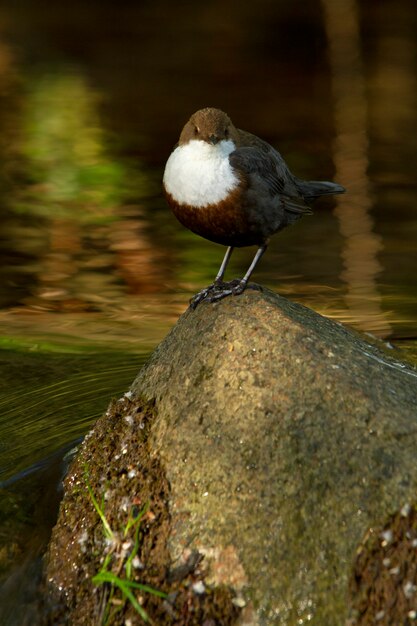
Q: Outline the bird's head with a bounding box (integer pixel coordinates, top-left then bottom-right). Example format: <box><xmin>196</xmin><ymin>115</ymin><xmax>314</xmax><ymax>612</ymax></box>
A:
<box><xmin>178</xmin><ymin>107</ymin><xmax>238</xmax><ymax>147</ymax></box>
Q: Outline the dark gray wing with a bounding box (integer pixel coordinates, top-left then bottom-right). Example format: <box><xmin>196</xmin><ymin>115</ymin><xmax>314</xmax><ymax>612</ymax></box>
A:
<box><xmin>229</xmin><ymin>146</ymin><xmax>313</xmax><ymax>215</ymax></box>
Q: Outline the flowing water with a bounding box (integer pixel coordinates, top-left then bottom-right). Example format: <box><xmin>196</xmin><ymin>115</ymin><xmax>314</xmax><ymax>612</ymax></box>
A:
<box><xmin>0</xmin><ymin>0</ymin><xmax>416</xmax><ymax>622</ymax></box>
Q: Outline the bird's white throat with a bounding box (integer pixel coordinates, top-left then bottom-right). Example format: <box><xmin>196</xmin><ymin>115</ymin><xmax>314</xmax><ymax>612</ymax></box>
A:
<box><xmin>163</xmin><ymin>139</ymin><xmax>239</xmax><ymax>208</ymax></box>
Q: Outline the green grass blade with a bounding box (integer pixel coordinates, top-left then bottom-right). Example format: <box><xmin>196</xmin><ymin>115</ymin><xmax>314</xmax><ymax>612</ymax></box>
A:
<box><xmin>125</xmin><ymin>502</ymin><xmax>150</xmax><ymax>579</ymax></box>
<box><xmin>124</xmin><ymin>501</ymin><xmax>149</xmax><ymax>536</ymax></box>
<box><xmin>119</xmin><ymin>585</ymin><xmax>149</xmax><ymax>622</ymax></box>
<box><xmin>93</xmin><ymin>571</ymin><xmax>149</xmax><ymax>622</ymax></box>
<box><xmin>85</xmin><ymin>481</ymin><xmax>114</xmax><ymax>540</ymax></box>
<box><xmin>121</xmin><ymin>580</ymin><xmax>167</xmax><ymax>599</ymax></box>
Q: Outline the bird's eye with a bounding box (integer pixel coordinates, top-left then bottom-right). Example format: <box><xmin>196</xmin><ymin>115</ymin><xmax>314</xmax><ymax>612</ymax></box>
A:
<box><xmin>225</xmin><ymin>128</ymin><xmax>229</xmax><ymax>138</ymax></box>
<box><xmin>195</xmin><ymin>126</ymin><xmax>200</xmax><ymax>135</ymax></box>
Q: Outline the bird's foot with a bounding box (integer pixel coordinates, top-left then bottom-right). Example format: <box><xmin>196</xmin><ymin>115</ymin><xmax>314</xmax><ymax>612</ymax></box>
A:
<box><xmin>190</xmin><ymin>279</ymin><xmax>253</xmax><ymax>309</ymax></box>
<box><xmin>190</xmin><ymin>280</ymin><xmax>228</xmax><ymax>309</ymax></box>
<box><xmin>205</xmin><ymin>280</ymin><xmax>246</xmax><ymax>303</ymax></box>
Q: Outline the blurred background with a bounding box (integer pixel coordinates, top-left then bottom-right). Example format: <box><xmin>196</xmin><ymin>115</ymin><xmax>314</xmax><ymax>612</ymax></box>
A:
<box><xmin>0</xmin><ymin>0</ymin><xmax>416</xmax><ymax>622</ymax></box>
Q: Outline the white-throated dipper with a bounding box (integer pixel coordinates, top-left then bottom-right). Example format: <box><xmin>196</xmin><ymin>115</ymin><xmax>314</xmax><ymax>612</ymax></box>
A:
<box><xmin>163</xmin><ymin>107</ymin><xmax>345</xmax><ymax>307</ymax></box>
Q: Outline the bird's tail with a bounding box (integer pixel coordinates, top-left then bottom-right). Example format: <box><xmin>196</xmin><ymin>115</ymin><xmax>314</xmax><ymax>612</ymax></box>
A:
<box><xmin>296</xmin><ymin>179</ymin><xmax>345</xmax><ymax>202</ymax></box>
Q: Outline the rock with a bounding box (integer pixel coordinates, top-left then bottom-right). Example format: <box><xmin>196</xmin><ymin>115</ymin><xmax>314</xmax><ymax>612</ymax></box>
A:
<box><xmin>45</xmin><ymin>287</ymin><xmax>417</xmax><ymax>625</ymax></box>
<box><xmin>348</xmin><ymin>501</ymin><xmax>417</xmax><ymax>626</ymax></box>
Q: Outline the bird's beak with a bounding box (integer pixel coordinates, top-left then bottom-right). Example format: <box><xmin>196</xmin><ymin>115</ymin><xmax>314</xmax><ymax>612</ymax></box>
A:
<box><xmin>208</xmin><ymin>135</ymin><xmax>219</xmax><ymax>145</ymax></box>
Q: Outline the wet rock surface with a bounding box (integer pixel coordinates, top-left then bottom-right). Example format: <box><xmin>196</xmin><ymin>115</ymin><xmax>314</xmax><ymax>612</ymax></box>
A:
<box><xmin>46</xmin><ymin>287</ymin><xmax>417</xmax><ymax>625</ymax></box>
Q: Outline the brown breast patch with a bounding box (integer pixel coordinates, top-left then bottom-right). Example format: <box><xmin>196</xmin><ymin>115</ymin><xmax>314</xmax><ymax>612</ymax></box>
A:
<box><xmin>164</xmin><ymin>187</ymin><xmax>264</xmax><ymax>247</ymax></box>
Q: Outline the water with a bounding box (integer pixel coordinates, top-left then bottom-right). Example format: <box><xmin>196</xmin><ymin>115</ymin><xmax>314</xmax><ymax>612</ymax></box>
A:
<box><xmin>0</xmin><ymin>346</ymin><xmax>147</xmax><ymax>623</ymax></box>
<box><xmin>0</xmin><ymin>0</ymin><xmax>416</xmax><ymax>621</ymax></box>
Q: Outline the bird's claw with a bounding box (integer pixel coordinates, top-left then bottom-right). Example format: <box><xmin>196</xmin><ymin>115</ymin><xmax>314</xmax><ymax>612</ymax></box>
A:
<box><xmin>190</xmin><ymin>281</ymin><xmax>227</xmax><ymax>309</ymax></box>
<box><xmin>190</xmin><ymin>280</ymin><xmax>248</xmax><ymax>309</ymax></box>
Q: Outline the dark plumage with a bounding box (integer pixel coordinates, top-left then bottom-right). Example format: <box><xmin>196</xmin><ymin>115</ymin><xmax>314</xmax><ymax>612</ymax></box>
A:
<box><xmin>163</xmin><ymin>107</ymin><xmax>345</xmax><ymax>307</ymax></box>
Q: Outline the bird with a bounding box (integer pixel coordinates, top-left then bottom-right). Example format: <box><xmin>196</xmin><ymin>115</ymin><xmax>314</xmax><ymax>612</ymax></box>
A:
<box><xmin>163</xmin><ymin>107</ymin><xmax>345</xmax><ymax>308</ymax></box>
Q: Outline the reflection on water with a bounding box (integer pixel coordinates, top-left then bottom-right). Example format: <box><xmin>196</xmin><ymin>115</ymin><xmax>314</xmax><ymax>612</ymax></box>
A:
<box><xmin>322</xmin><ymin>0</ymin><xmax>392</xmax><ymax>338</ymax></box>
<box><xmin>0</xmin><ymin>0</ymin><xmax>416</xmax><ymax>621</ymax></box>
<box><xmin>1</xmin><ymin>64</ymin><xmax>165</xmax><ymax>311</ymax></box>
<box><xmin>0</xmin><ymin>0</ymin><xmax>415</xmax><ymax>343</ymax></box>
<box><xmin>23</xmin><ymin>73</ymin><xmax>125</xmax><ymax>212</ymax></box>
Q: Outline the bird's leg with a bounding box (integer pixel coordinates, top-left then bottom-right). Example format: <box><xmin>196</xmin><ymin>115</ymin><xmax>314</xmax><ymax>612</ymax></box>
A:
<box><xmin>190</xmin><ymin>247</ymin><xmax>234</xmax><ymax>309</ymax></box>
<box><xmin>214</xmin><ymin>246</ymin><xmax>234</xmax><ymax>283</ymax></box>
<box><xmin>206</xmin><ymin>244</ymin><xmax>268</xmax><ymax>303</ymax></box>
<box><xmin>232</xmin><ymin>244</ymin><xmax>267</xmax><ymax>294</ymax></box>
<box><xmin>191</xmin><ymin>244</ymin><xmax>268</xmax><ymax>308</ymax></box>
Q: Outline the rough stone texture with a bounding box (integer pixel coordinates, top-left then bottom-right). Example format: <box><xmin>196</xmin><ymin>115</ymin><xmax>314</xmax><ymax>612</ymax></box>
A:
<box><xmin>45</xmin><ymin>396</ymin><xmax>241</xmax><ymax>625</ymax></box>
<box><xmin>349</xmin><ymin>502</ymin><xmax>417</xmax><ymax>625</ymax></box>
<box><xmin>44</xmin><ymin>287</ymin><xmax>417</xmax><ymax>626</ymax></box>
<box><xmin>129</xmin><ymin>287</ymin><xmax>417</xmax><ymax>626</ymax></box>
